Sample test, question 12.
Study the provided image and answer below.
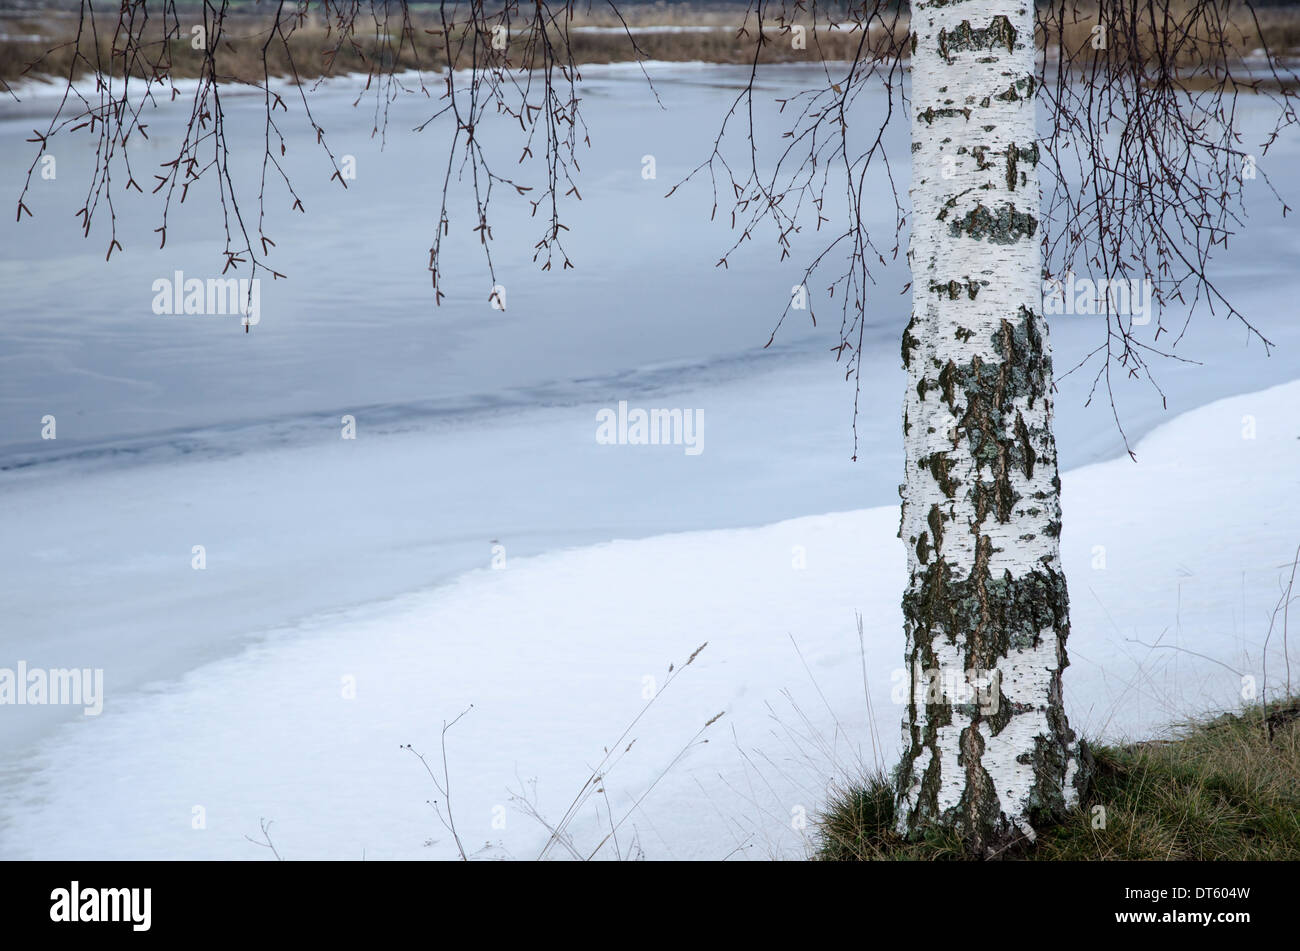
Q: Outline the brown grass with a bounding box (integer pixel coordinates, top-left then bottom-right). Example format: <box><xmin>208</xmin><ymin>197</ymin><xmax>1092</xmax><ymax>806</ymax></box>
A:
<box><xmin>2</xmin><ymin>2</ymin><xmax>1297</xmax><ymax>88</ymax></box>
<box><xmin>817</xmin><ymin>698</ymin><xmax>1300</xmax><ymax>861</ymax></box>
<box><xmin>1044</xmin><ymin>0</ymin><xmax>1300</xmax><ymax>70</ymax></box>
<box><xmin>0</xmin><ymin>6</ymin><xmax>897</xmax><ymax>88</ymax></box>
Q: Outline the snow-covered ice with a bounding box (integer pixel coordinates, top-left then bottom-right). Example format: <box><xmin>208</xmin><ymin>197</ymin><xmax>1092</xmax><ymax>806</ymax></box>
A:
<box><xmin>1</xmin><ymin>380</ymin><xmax>1295</xmax><ymax>860</ymax></box>
<box><xmin>0</xmin><ymin>63</ymin><xmax>1297</xmax><ymax>860</ymax></box>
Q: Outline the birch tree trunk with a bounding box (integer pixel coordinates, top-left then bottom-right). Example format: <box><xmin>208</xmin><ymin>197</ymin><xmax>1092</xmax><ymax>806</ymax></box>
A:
<box><xmin>896</xmin><ymin>0</ymin><xmax>1089</xmax><ymax>854</ymax></box>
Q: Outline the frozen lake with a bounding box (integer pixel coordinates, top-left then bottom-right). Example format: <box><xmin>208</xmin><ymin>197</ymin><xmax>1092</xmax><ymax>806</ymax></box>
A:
<box><xmin>1</xmin><ymin>64</ymin><xmax>1298</xmax><ymax>835</ymax></box>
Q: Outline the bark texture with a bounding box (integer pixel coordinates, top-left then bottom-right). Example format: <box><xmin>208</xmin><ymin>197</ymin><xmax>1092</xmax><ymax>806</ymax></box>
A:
<box><xmin>896</xmin><ymin>0</ymin><xmax>1088</xmax><ymax>854</ymax></box>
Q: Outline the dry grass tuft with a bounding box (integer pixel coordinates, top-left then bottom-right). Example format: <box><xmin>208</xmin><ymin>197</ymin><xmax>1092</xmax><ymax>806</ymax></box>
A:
<box><xmin>816</xmin><ymin>697</ymin><xmax>1300</xmax><ymax>860</ymax></box>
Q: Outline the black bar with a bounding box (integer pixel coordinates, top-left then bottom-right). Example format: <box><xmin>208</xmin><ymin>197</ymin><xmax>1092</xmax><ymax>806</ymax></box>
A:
<box><xmin>3</xmin><ymin>860</ymin><xmax>1285</xmax><ymax>938</ymax></box>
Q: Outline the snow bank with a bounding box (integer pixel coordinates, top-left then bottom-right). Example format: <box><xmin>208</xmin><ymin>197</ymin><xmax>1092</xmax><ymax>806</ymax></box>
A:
<box><xmin>1</xmin><ymin>380</ymin><xmax>1296</xmax><ymax>861</ymax></box>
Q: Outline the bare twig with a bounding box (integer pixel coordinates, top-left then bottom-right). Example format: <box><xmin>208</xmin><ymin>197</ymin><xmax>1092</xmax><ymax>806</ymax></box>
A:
<box><xmin>403</xmin><ymin>702</ymin><xmax>474</xmax><ymax>861</ymax></box>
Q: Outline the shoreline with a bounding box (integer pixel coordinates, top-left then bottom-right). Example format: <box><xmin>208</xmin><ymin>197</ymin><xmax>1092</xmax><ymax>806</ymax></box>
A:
<box><xmin>2</xmin><ymin>376</ymin><xmax>1296</xmax><ymax>859</ymax></box>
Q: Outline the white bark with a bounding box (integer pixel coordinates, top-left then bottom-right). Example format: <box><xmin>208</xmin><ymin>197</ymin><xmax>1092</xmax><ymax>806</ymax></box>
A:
<box><xmin>896</xmin><ymin>0</ymin><xmax>1087</xmax><ymax>852</ymax></box>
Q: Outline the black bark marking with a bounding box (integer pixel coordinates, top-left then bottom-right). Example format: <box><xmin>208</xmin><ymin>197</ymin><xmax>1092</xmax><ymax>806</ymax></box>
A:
<box><xmin>948</xmin><ymin>202</ymin><xmax>1037</xmax><ymax>244</ymax></box>
<box><xmin>937</xmin><ymin>15</ymin><xmax>1018</xmax><ymax>64</ymax></box>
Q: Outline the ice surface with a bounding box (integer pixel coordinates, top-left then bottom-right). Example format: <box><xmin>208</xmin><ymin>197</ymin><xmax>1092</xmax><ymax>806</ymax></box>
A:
<box><xmin>0</xmin><ymin>64</ymin><xmax>1297</xmax><ymax>858</ymax></box>
<box><xmin>1</xmin><ymin>380</ymin><xmax>1296</xmax><ymax>860</ymax></box>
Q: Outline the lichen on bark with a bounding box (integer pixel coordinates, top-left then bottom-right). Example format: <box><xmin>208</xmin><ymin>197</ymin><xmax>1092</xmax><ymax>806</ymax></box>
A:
<box><xmin>897</xmin><ymin>0</ymin><xmax>1088</xmax><ymax>856</ymax></box>
<box><xmin>947</xmin><ymin>202</ymin><xmax>1038</xmax><ymax>244</ymax></box>
<box><xmin>937</xmin><ymin>15</ymin><xmax>1017</xmax><ymax>63</ymax></box>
